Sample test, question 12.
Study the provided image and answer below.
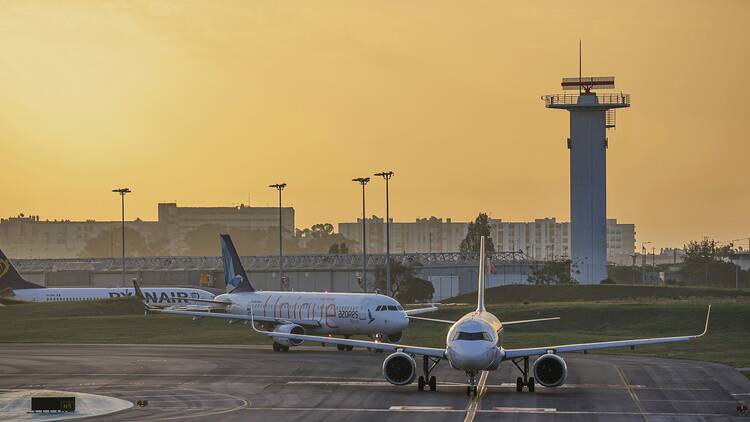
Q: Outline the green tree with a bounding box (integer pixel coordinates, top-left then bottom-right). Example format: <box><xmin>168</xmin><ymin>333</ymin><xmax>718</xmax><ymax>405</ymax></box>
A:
<box><xmin>328</xmin><ymin>243</ymin><xmax>349</xmax><ymax>254</ymax></box>
<box><xmin>297</xmin><ymin>223</ymin><xmax>353</xmax><ymax>254</ymax></box>
<box><xmin>80</xmin><ymin>227</ymin><xmax>159</xmax><ymax>258</ymax></box>
<box><xmin>373</xmin><ymin>260</ymin><xmax>434</xmax><ymax>303</ymax></box>
<box><xmin>527</xmin><ymin>260</ymin><xmax>577</xmax><ymax>285</ymax></box>
<box><xmin>459</xmin><ymin>213</ymin><xmax>496</xmax><ymax>256</ymax></box>
<box><xmin>678</xmin><ymin>237</ymin><xmax>747</xmax><ymax>288</ymax></box>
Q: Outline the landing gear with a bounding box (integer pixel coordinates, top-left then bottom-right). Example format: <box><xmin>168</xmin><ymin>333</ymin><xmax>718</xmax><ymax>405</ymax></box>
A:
<box><xmin>466</xmin><ymin>370</ymin><xmax>478</xmax><ymax>396</ymax></box>
<box><xmin>272</xmin><ymin>342</ymin><xmax>289</xmax><ymax>352</ymax></box>
<box><xmin>337</xmin><ymin>344</ymin><xmax>346</xmax><ymax>351</ymax></box>
<box><xmin>416</xmin><ymin>355</ymin><xmax>441</xmax><ymax>392</ymax></box>
<box><xmin>511</xmin><ymin>356</ymin><xmax>535</xmax><ymax>392</ymax></box>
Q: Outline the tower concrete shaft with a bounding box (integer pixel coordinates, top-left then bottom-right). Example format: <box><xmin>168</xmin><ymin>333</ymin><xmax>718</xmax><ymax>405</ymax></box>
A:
<box><xmin>544</xmin><ymin>92</ymin><xmax>629</xmax><ymax>283</ymax></box>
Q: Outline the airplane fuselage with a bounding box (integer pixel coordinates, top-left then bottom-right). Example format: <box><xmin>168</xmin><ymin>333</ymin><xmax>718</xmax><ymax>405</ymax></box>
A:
<box><xmin>217</xmin><ymin>291</ymin><xmax>409</xmax><ymax>337</ymax></box>
<box><xmin>10</xmin><ymin>287</ymin><xmax>215</xmax><ymax>304</ymax></box>
<box><xmin>446</xmin><ymin>310</ymin><xmax>505</xmax><ymax>371</ymax></box>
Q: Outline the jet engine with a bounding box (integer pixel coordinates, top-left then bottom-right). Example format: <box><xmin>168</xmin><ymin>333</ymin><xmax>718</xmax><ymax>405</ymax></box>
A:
<box><xmin>382</xmin><ymin>352</ymin><xmax>416</xmax><ymax>385</ymax></box>
<box><xmin>272</xmin><ymin>323</ymin><xmax>305</xmax><ymax>347</ymax></box>
<box><xmin>532</xmin><ymin>353</ymin><xmax>567</xmax><ymax>388</ymax></box>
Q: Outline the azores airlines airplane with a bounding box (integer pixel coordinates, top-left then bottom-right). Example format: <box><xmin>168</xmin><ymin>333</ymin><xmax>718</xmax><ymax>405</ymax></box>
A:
<box><xmin>0</xmin><ymin>248</ymin><xmax>215</xmax><ymax>305</ymax></box>
<box><xmin>242</xmin><ymin>237</ymin><xmax>711</xmax><ymax>395</ymax></box>
<box><xmin>135</xmin><ymin>234</ymin><xmax>436</xmax><ymax>352</ymax></box>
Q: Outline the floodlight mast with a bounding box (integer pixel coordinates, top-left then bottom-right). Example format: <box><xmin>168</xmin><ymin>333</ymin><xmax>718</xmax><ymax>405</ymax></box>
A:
<box><xmin>352</xmin><ymin>177</ymin><xmax>370</xmax><ymax>292</ymax></box>
<box><xmin>542</xmin><ymin>57</ymin><xmax>630</xmax><ymax>284</ymax></box>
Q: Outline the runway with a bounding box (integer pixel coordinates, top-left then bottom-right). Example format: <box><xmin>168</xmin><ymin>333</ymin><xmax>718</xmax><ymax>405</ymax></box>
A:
<box><xmin>1</xmin><ymin>344</ymin><xmax>748</xmax><ymax>421</ymax></box>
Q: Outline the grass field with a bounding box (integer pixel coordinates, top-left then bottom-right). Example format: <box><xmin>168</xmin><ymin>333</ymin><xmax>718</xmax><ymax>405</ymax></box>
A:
<box><xmin>1</xmin><ymin>292</ymin><xmax>748</xmax><ymax>369</ymax></box>
<box><xmin>447</xmin><ymin>284</ymin><xmax>750</xmax><ymax>304</ymax></box>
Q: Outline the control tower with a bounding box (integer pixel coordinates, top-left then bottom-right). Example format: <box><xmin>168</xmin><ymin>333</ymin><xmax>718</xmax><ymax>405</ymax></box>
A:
<box><xmin>543</xmin><ymin>76</ymin><xmax>629</xmax><ymax>284</ymax></box>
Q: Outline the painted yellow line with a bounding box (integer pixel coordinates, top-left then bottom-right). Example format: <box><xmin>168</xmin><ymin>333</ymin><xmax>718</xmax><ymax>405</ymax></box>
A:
<box><xmin>464</xmin><ymin>371</ymin><xmax>489</xmax><ymax>422</ymax></box>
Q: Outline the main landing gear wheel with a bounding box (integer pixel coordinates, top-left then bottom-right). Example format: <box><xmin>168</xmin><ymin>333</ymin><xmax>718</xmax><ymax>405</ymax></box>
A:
<box><xmin>417</xmin><ymin>355</ymin><xmax>441</xmax><ymax>392</ymax></box>
<box><xmin>511</xmin><ymin>356</ymin><xmax>535</xmax><ymax>392</ymax></box>
<box><xmin>337</xmin><ymin>344</ymin><xmax>345</xmax><ymax>351</ymax></box>
<box><xmin>272</xmin><ymin>343</ymin><xmax>289</xmax><ymax>352</ymax></box>
<box><xmin>466</xmin><ymin>386</ymin><xmax>478</xmax><ymax>396</ymax></box>
<box><xmin>346</xmin><ymin>345</ymin><xmax>354</xmax><ymax>351</ymax></box>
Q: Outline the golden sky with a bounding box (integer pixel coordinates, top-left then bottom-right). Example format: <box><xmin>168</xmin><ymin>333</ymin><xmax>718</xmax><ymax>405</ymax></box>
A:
<box><xmin>1</xmin><ymin>1</ymin><xmax>748</xmax><ymax>249</ymax></box>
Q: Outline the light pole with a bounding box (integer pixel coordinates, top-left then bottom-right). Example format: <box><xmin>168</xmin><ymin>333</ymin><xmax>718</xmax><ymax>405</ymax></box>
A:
<box><xmin>353</xmin><ymin>177</ymin><xmax>370</xmax><ymax>292</ymax></box>
<box><xmin>112</xmin><ymin>188</ymin><xmax>131</xmax><ymax>287</ymax></box>
<box><xmin>641</xmin><ymin>241</ymin><xmax>651</xmax><ymax>284</ymax></box>
<box><xmin>374</xmin><ymin>171</ymin><xmax>394</xmax><ymax>296</ymax></box>
<box><xmin>269</xmin><ymin>183</ymin><xmax>287</xmax><ymax>288</ymax></box>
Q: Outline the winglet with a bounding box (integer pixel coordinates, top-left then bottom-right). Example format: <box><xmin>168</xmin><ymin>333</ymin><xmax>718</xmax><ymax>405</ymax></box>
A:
<box><xmin>695</xmin><ymin>305</ymin><xmax>711</xmax><ymax>338</ymax></box>
<box><xmin>477</xmin><ymin>236</ymin><xmax>486</xmax><ymax>312</ymax></box>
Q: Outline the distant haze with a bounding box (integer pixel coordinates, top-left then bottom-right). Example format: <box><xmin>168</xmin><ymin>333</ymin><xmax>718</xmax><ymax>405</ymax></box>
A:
<box><xmin>1</xmin><ymin>1</ymin><xmax>748</xmax><ymax>249</ymax></box>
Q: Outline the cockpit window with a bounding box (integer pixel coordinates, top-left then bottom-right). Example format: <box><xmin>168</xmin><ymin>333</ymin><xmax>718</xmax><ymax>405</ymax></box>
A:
<box><xmin>396</xmin><ymin>305</ymin><xmax>404</xmax><ymax>311</ymax></box>
<box><xmin>375</xmin><ymin>305</ymin><xmax>382</xmax><ymax>311</ymax></box>
<box><xmin>387</xmin><ymin>305</ymin><xmax>398</xmax><ymax>311</ymax></box>
<box><xmin>457</xmin><ymin>331</ymin><xmax>492</xmax><ymax>341</ymax></box>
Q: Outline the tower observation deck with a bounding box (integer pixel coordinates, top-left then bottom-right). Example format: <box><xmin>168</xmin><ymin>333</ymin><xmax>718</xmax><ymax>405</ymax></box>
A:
<box><xmin>543</xmin><ymin>76</ymin><xmax>630</xmax><ymax>284</ymax></box>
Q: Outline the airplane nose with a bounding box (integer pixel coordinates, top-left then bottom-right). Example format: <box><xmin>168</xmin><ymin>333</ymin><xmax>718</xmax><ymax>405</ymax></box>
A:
<box><xmin>447</xmin><ymin>342</ymin><xmax>496</xmax><ymax>371</ymax></box>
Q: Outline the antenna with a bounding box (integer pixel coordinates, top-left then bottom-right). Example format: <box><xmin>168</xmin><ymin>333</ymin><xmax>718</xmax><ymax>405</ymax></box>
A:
<box><xmin>579</xmin><ymin>40</ymin><xmax>582</xmax><ymax>94</ymax></box>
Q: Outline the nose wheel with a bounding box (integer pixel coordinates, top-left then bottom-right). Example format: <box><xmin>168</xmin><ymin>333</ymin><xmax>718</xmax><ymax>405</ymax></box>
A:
<box><xmin>466</xmin><ymin>371</ymin><xmax>479</xmax><ymax>396</ymax></box>
<box><xmin>417</xmin><ymin>355</ymin><xmax>441</xmax><ymax>392</ymax></box>
<box><xmin>511</xmin><ymin>357</ymin><xmax>535</xmax><ymax>392</ymax></box>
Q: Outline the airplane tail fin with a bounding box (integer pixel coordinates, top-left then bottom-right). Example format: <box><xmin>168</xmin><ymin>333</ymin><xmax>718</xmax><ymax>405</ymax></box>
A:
<box><xmin>220</xmin><ymin>234</ymin><xmax>255</xmax><ymax>293</ymax></box>
<box><xmin>477</xmin><ymin>236</ymin><xmax>486</xmax><ymax>312</ymax></box>
<box><xmin>0</xmin><ymin>247</ymin><xmax>42</xmax><ymax>290</ymax></box>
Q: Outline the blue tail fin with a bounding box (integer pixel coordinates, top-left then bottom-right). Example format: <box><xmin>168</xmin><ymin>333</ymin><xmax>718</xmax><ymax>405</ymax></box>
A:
<box><xmin>220</xmin><ymin>234</ymin><xmax>255</xmax><ymax>293</ymax></box>
<box><xmin>0</xmin><ymin>247</ymin><xmax>43</xmax><ymax>290</ymax></box>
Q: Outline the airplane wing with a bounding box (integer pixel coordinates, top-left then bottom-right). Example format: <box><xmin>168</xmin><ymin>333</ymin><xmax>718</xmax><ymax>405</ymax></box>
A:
<box><xmin>403</xmin><ymin>306</ymin><xmax>438</xmax><ymax>316</ymax></box>
<box><xmin>503</xmin><ymin>305</ymin><xmax>711</xmax><ymax>360</ymax></box>
<box><xmin>132</xmin><ymin>280</ymin><xmax>321</xmax><ymax>327</ymax></box>
<box><xmin>146</xmin><ymin>307</ymin><xmax>322</xmax><ymax>328</ymax></box>
<box><xmin>249</xmin><ymin>312</ymin><xmax>446</xmax><ymax>358</ymax></box>
<box><xmin>407</xmin><ymin>316</ymin><xmax>560</xmax><ymax>325</ymax></box>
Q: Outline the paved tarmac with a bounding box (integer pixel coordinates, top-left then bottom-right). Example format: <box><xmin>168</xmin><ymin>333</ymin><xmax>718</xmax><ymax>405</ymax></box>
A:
<box><xmin>1</xmin><ymin>344</ymin><xmax>748</xmax><ymax>421</ymax></box>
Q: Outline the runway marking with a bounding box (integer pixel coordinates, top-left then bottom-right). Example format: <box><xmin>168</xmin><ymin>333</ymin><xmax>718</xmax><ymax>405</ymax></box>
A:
<box><xmin>617</xmin><ymin>366</ymin><xmax>647</xmax><ymax>420</ymax></box>
<box><xmin>389</xmin><ymin>406</ymin><xmax>455</xmax><ymax>411</ymax></box>
<box><xmin>493</xmin><ymin>407</ymin><xmax>557</xmax><ymax>413</ymax></box>
<box><xmin>239</xmin><ymin>407</ymin><xmax>738</xmax><ymax>417</ymax></box>
<box><xmin>731</xmin><ymin>392</ymin><xmax>750</xmax><ymax>396</ymax></box>
<box><xmin>464</xmin><ymin>370</ymin><xmax>488</xmax><ymax>422</ymax></box>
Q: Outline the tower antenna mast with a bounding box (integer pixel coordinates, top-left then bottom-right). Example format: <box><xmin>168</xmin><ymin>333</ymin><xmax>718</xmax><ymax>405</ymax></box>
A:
<box><xmin>579</xmin><ymin>40</ymin><xmax>582</xmax><ymax>94</ymax></box>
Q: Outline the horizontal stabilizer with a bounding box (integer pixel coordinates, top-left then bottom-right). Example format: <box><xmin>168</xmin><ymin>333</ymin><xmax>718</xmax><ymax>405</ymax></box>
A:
<box><xmin>502</xmin><ymin>317</ymin><xmax>560</xmax><ymax>326</ymax></box>
<box><xmin>403</xmin><ymin>306</ymin><xmax>438</xmax><ymax>316</ymax></box>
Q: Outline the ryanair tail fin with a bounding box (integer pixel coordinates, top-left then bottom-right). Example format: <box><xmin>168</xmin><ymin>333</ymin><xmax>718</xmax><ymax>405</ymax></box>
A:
<box><xmin>476</xmin><ymin>236</ymin><xmax>486</xmax><ymax>312</ymax></box>
<box><xmin>0</xmin><ymin>247</ymin><xmax>43</xmax><ymax>290</ymax></box>
<box><xmin>220</xmin><ymin>234</ymin><xmax>255</xmax><ymax>293</ymax></box>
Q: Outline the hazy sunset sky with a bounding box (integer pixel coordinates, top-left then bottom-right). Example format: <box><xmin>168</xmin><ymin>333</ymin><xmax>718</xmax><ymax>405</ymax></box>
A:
<box><xmin>1</xmin><ymin>1</ymin><xmax>748</xmax><ymax>249</ymax></box>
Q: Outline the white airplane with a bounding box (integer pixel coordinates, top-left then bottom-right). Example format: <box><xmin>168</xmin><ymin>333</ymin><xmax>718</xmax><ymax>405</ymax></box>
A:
<box><xmin>245</xmin><ymin>236</ymin><xmax>711</xmax><ymax>395</ymax></box>
<box><xmin>0</xmin><ymin>247</ymin><xmax>215</xmax><ymax>305</ymax></box>
<box><xmin>135</xmin><ymin>234</ymin><xmax>436</xmax><ymax>352</ymax></box>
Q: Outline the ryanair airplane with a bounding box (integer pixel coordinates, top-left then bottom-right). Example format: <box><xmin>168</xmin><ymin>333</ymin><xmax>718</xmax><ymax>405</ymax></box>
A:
<box><xmin>240</xmin><ymin>237</ymin><xmax>711</xmax><ymax>395</ymax></box>
<box><xmin>136</xmin><ymin>234</ymin><xmax>437</xmax><ymax>352</ymax></box>
<box><xmin>0</xmin><ymin>248</ymin><xmax>215</xmax><ymax>305</ymax></box>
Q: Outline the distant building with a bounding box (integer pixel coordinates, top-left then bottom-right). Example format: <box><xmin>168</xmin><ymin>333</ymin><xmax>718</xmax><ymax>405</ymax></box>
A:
<box><xmin>0</xmin><ymin>214</ymin><xmax>160</xmax><ymax>259</ymax></box>
<box><xmin>338</xmin><ymin>217</ymin><xmax>636</xmax><ymax>265</ymax></box>
<box><xmin>158</xmin><ymin>203</ymin><xmax>294</xmax><ymax>254</ymax></box>
<box><xmin>0</xmin><ymin>203</ymin><xmax>294</xmax><ymax>258</ymax></box>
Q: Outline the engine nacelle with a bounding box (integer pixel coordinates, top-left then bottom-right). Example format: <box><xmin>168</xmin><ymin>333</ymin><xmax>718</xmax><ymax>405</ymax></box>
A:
<box><xmin>533</xmin><ymin>353</ymin><xmax>568</xmax><ymax>388</ymax></box>
<box><xmin>272</xmin><ymin>324</ymin><xmax>305</xmax><ymax>347</ymax></box>
<box><xmin>382</xmin><ymin>352</ymin><xmax>416</xmax><ymax>386</ymax></box>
